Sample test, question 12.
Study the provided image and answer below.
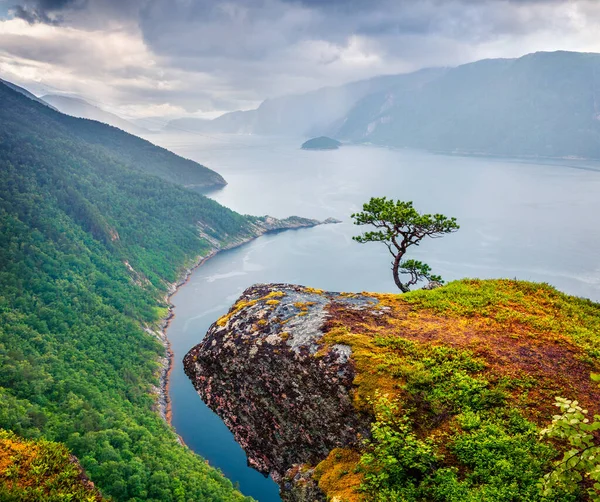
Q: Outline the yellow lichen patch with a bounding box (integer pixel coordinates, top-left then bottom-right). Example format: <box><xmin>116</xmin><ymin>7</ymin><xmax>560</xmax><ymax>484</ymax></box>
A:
<box><xmin>258</xmin><ymin>319</ymin><xmax>268</xmax><ymax>326</ymax></box>
<box><xmin>294</xmin><ymin>301</ymin><xmax>316</xmax><ymax>309</ymax></box>
<box><xmin>264</xmin><ymin>291</ymin><xmax>285</xmax><ymax>299</ymax></box>
<box><xmin>0</xmin><ymin>430</ymin><xmax>102</xmax><ymax>500</ymax></box>
<box><xmin>305</xmin><ymin>287</ymin><xmax>325</xmax><ymax>295</ymax></box>
<box><xmin>314</xmin><ymin>448</ymin><xmax>364</xmax><ymax>502</ymax></box>
<box><xmin>217</xmin><ymin>298</ymin><xmax>259</xmax><ymax>326</ymax></box>
<box><xmin>216</xmin><ymin>291</ymin><xmax>286</xmax><ymax>327</ymax></box>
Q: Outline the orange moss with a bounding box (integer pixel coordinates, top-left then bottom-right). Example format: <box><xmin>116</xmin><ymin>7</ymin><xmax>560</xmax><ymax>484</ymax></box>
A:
<box><xmin>321</xmin><ymin>280</ymin><xmax>600</xmax><ymax>420</ymax></box>
<box><xmin>0</xmin><ymin>430</ymin><xmax>102</xmax><ymax>500</ymax></box>
<box><xmin>314</xmin><ymin>448</ymin><xmax>364</xmax><ymax>502</ymax></box>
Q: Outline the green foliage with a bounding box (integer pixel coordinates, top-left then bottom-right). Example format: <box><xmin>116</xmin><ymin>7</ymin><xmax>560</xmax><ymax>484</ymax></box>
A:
<box><xmin>540</xmin><ymin>397</ymin><xmax>600</xmax><ymax>501</ymax></box>
<box><xmin>0</xmin><ymin>82</ymin><xmax>253</xmax><ymax>500</ymax></box>
<box><xmin>357</xmin><ymin>342</ymin><xmax>570</xmax><ymax>501</ymax></box>
<box><xmin>352</xmin><ymin>197</ymin><xmax>459</xmax><ymax>292</ymax></box>
<box><xmin>359</xmin><ymin>397</ymin><xmax>440</xmax><ymax>501</ymax></box>
<box><xmin>399</xmin><ymin>259</ymin><xmax>443</xmax><ymax>286</ymax></box>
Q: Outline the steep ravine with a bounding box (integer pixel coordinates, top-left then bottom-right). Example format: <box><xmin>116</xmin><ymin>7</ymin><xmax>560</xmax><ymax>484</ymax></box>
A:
<box><xmin>184</xmin><ymin>280</ymin><xmax>600</xmax><ymax>501</ymax></box>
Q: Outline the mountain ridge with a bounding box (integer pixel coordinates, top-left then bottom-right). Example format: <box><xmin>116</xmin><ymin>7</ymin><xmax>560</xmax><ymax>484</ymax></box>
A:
<box><xmin>0</xmin><ymin>80</ymin><xmax>226</xmax><ymax>190</ymax></box>
<box><xmin>42</xmin><ymin>94</ymin><xmax>147</xmax><ymax>135</ymax></box>
<box><xmin>167</xmin><ymin>50</ymin><xmax>600</xmax><ymax>160</ymax></box>
<box><xmin>337</xmin><ymin>50</ymin><xmax>600</xmax><ymax>159</ymax></box>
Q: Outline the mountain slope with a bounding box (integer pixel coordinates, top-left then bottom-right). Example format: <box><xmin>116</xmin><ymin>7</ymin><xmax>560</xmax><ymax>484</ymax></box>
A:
<box><xmin>0</xmin><ymin>81</ymin><xmax>225</xmax><ymax>191</ymax></box>
<box><xmin>165</xmin><ymin>68</ymin><xmax>445</xmax><ymax>136</ymax></box>
<box><xmin>42</xmin><ymin>94</ymin><xmax>146</xmax><ymax>136</ymax></box>
<box><xmin>338</xmin><ymin>51</ymin><xmax>600</xmax><ymax>159</ymax></box>
<box><xmin>0</xmin><ymin>81</ymin><xmax>257</xmax><ymax>501</ymax></box>
<box><xmin>0</xmin><ymin>78</ymin><xmax>57</xmax><ymax>110</ymax></box>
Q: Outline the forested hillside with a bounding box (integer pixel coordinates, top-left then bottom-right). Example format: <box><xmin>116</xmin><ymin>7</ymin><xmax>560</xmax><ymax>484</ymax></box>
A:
<box><xmin>1</xmin><ymin>81</ymin><xmax>225</xmax><ymax>191</ymax></box>
<box><xmin>0</xmin><ymin>81</ymin><xmax>255</xmax><ymax>501</ymax></box>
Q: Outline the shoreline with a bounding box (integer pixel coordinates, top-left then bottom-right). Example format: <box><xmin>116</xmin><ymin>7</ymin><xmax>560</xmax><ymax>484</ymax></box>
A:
<box><xmin>152</xmin><ymin>215</ymin><xmax>339</xmax><ymax>431</ymax></box>
<box><xmin>156</xmin><ymin>248</ymin><xmax>218</xmax><ymax>428</ymax></box>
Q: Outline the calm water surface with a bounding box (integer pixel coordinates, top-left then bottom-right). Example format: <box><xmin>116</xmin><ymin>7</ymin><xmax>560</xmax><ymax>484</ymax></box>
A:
<box><xmin>147</xmin><ymin>133</ymin><xmax>600</xmax><ymax>501</ymax></box>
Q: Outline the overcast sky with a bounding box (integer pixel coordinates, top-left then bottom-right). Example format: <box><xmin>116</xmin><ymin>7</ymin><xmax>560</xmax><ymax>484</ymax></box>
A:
<box><xmin>1</xmin><ymin>0</ymin><xmax>600</xmax><ymax>119</ymax></box>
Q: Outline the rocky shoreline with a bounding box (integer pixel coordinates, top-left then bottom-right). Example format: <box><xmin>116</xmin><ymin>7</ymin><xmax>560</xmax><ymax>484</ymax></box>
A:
<box><xmin>151</xmin><ymin>215</ymin><xmax>341</xmax><ymax>427</ymax></box>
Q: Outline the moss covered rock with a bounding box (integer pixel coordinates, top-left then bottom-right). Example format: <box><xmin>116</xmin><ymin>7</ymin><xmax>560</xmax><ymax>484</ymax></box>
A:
<box><xmin>184</xmin><ymin>280</ymin><xmax>600</xmax><ymax>501</ymax></box>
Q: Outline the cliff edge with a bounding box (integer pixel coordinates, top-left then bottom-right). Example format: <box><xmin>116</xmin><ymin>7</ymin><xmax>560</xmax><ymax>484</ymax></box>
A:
<box><xmin>184</xmin><ymin>280</ymin><xmax>600</xmax><ymax>501</ymax></box>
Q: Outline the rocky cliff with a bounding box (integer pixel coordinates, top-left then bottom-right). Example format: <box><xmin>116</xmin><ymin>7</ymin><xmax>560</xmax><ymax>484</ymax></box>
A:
<box><xmin>184</xmin><ymin>280</ymin><xmax>600</xmax><ymax>501</ymax></box>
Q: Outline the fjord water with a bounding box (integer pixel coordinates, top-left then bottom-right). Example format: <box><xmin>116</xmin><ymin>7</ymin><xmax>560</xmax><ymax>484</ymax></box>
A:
<box><xmin>151</xmin><ymin>133</ymin><xmax>600</xmax><ymax>502</ymax></box>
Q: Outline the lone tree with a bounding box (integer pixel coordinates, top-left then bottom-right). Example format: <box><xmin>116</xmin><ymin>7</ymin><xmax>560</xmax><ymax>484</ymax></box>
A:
<box><xmin>352</xmin><ymin>197</ymin><xmax>459</xmax><ymax>292</ymax></box>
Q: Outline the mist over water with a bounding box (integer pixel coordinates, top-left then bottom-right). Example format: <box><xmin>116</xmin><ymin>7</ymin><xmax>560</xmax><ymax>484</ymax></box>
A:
<box><xmin>149</xmin><ymin>132</ymin><xmax>600</xmax><ymax>501</ymax></box>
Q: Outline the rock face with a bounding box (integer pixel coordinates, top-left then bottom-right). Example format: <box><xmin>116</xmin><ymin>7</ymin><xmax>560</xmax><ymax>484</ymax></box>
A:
<box><xmin>184</xmin><ymin>280</ymin><xmax>600</xmax><ymax>501</ymax></box>
<box><xmin>183</xmin><ymin>284</ymin><xmax>377</xmax><ymax>498</ymax></box>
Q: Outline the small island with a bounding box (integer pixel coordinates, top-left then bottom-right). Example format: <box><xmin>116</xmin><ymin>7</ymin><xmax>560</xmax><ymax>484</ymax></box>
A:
<box><xmin>301</xmin><ymin>136</ymin><xmax>342</xmax><ymax>150</ymax></box>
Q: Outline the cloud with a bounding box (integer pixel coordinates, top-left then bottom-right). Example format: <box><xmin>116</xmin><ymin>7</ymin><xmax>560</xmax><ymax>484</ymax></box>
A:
<box><xmin>2</xmin><ymin>0</ymin><xmax>600</xmax><ymax>118</ymax></box>
<box><xmin>10</xmin><ymin>0</ymin><xmax>82</xmax><ymax>24</ymax></box>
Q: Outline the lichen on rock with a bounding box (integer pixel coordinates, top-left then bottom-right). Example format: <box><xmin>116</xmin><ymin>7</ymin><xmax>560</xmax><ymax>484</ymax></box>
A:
<box><xmin>183</xmin><ymin>285</ymin><xmax>380</xmax><ymax>490</ymax></box>
<box><xmin>185</xmin><ymin>280</ymin><xmax>600</xmax><ymax>501</ymax></box>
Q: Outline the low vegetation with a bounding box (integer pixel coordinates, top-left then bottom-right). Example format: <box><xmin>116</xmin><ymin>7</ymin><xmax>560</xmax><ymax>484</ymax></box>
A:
<box><xmin>0</xmin><ymin>429</ymin><xmax>103</xmax><ymax>501</ymax></box>
<box><xmin>313</xmin><ymin>279</ymin><xmax>600</xmax><ymax>501</ymax></box>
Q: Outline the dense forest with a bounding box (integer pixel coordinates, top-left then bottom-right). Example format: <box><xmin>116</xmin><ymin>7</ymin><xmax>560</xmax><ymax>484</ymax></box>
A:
<box><xmin>0</xmin><ymin>81</ymin><xmax>256</xmax><ymax>500</ymax></box>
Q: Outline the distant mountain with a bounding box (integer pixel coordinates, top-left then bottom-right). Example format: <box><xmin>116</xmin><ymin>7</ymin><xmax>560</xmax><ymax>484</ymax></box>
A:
<box><xmin>0</xmin><ymin>78</ymin><xmax>58</xmax><ymax>110</ymax></box>
<box><xmin>164</xmin><ymin>68</ymin><xmax>445</xmax><ymax>136</ymax></box>
<box><xmin>183</xmin><ymin>50</ymin><xmax>600</xmax><ymax>159</ymax></box>
<box><xmin>42</xmin><ymin>94</ymin><xmax>147</xmax><ymax>135</ymax></box>
<box><xmin>337</xmin><ymin>51</ymin><xmax>600</xmax><ymax>159</ymax></box>
<box><xmin>164</xmin><ymin>116</ymin><xmax>213</xmax><ymax>133</ymax></box>
<box><xmin>301</xmin><ymin>136</ymin><xmax>341</xmax><ymax>150</ymax></box>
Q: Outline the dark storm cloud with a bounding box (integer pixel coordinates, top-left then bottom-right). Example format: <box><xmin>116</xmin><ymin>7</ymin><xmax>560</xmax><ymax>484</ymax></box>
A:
<box><xmin>2</xmin><ymin>0</ymin><xmax>600</xmax><ymax>116</ymax></box>
<box><xmin>11</xmin><ymin>0</ymin><xmax>83</xmax><ymax>23</ymax></box>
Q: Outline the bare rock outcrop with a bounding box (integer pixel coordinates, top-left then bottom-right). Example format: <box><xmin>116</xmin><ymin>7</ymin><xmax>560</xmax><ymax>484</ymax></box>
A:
<box><xmin>183</xmin><ymin>284</ymin><xmax>375</xmax><ymax>499</ymax></box>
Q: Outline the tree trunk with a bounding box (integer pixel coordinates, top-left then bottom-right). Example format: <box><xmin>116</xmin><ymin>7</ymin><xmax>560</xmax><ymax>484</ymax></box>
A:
<box><xmin>392</xmin><ymin>254</ymin><xmax>409</xmax><ymax>293</ymax></box>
